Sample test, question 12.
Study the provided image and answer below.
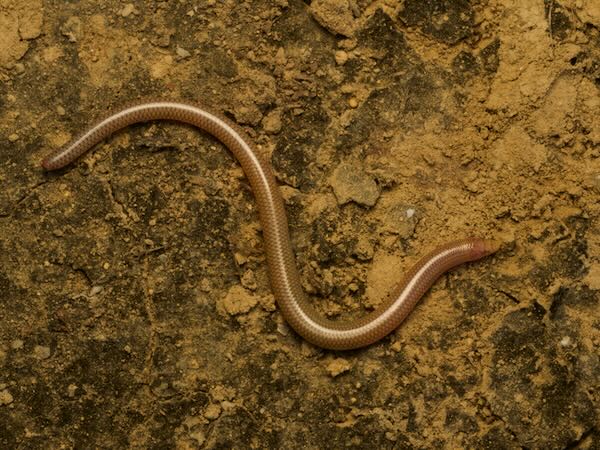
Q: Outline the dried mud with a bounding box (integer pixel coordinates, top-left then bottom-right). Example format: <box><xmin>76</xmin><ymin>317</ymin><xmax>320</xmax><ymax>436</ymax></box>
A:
<box><xmin>0</xmin><ymin>0</ymin><xmax>599</xmax><ymax>448</ymax></box>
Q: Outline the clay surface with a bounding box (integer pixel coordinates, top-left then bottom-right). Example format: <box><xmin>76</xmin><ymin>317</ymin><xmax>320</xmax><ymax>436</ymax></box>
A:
<box><xmin>0</xmin><ymin>0</ymin><xmax>599</xmax><ymax>448</ymax></box>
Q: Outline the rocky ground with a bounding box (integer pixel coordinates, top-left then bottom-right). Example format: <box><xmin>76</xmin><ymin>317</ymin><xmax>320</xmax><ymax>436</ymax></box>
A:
<box><xmin>0</xmin><ymin>0</ymin><xmax>599</xmax><ymax>448</ymax></box>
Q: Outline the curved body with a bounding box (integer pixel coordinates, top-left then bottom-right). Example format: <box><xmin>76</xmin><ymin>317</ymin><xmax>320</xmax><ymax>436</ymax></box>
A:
<box><xmin>42</xmin><ymin>101</ymin><xmax>499</xmax><ymax>350</ymax></box>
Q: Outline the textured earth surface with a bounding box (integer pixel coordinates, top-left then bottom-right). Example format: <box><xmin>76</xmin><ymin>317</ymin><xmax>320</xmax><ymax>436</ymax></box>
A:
<box><xmin>1</xmin><ymin>0</ymin><xmax>599</xmax><ymax>448</ymax></box>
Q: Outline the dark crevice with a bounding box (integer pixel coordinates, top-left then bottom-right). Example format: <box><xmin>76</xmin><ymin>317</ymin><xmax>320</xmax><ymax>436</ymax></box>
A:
<box><xmin>563</xmin><ymin>426</ymin><xmax>596</xmax><ymax>449</ymax></box>
<box><xmin>72</xmin><ymin>267</ymin><xmax>93</xmax><ymax>286</ymax></box>
<box><xmin>497</xmin><ymin>289</ymin><xmax>520</xmax><ymax>304</ymax></box>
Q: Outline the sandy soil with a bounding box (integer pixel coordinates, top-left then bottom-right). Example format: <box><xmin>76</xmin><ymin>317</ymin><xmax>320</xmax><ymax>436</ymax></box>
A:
<box><xmin>0</xmin><ymin>0</ymin><xmax>599</xmax><ymax>448</ymax></box>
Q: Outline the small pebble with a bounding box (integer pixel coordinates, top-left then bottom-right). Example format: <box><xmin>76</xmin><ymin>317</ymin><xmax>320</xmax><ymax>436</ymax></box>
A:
<box><xmin>8</xmin><ymin>134</ymin><xmax>19</xmax><ymax>142</ymax></box>
<box><xmin>33</xmin><ymin>345</ymin><xmax>51</xmax><ymax>360</ymax></box>
<box><xmin>390</xmin><ymin>340</ymin><xmax>403</xmax><ymax>352</ymax></box>
<box><xmin>326</xmin><ymin>357</ymin><xmax>351</xmax><ymax>377</ymax></box>
<box><xmin>0</xmin><ymin>390</ymin><xmax>13</xmax><ymax>406</ymax></box>
<box><xmin>176</xmin><ymin>46</ymin><xmax>191</xmax><ymax>59</ymax></box>
<box><xmin>240</xmin><ymin>270</ymin><xmax>257</xmax><ymax>290</ymax></box>
<box><xmin>276</xmin><ymin>320</ymin><xmax>290</xmax><ymax>336</ymax></box>
<box><xmin>329</xmin><ymin>161</ymin><xmax>380</xmax><ymax>207</ymax></box>
<box><xmin>204</xmin><ymin>403</ymin><xmax>222</xmax><ymax>420</ymax></box>
<box><xmin>221</xmin><ymin>400</ymin><xmax>236</xmax><ymax>411</ymax></box>
<box><xmin>90</xmin><ymin>285</ymin><xmax>103</xmax><ymax>296</ymax></box>
<box><xmin>234</xmin><ymin>252</ymin><xmax>247</xmax><ymax>266</ymax></box>
<box><xmin>560</xmin><ymin>336</ymin><xmax>572</xmax><ymax>347</ymax></box>
<box><xmin>67</xmin><ymin>384</ymin><xmax>78</xmax><ymax>397</ymax></box>
<box><xmin>348</xmin><ymin>98</ymin><xmax>358</xmax><ymax>108</ymax></box>
<box><xmin>120</xmin><ymin>4</ymin><xmax>135</xmax><ymax>17</ymax></box>
<box><xmin>217</xmin><ymin>285</ymin><xmax>258</xmax><ymax>316</ymax></box>
<box><xmin>335</xmin><ymin>50</ymin><xmax>348</xmax><ymax>65</ymax></box>
<box><xmin>354</xmin><ymin>236</ymin><xmax>374</xmax><ymax>261</ymax></box>
<box><xmin>262</xmin><ymin>109</ymin><xmax>282</xmax><ymax>134</ymax></box>
<box><xmin>190</xmin><ymin>430</ymin><xmax>205</xmax><ymax>445</ymax></box>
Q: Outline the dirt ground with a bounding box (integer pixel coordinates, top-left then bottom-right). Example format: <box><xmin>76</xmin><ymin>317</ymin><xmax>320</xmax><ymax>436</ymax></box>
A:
<box><xmin>0</xmin><ymin>0</ymin><xmax>599</xmax><ymax>448</ymax></box>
